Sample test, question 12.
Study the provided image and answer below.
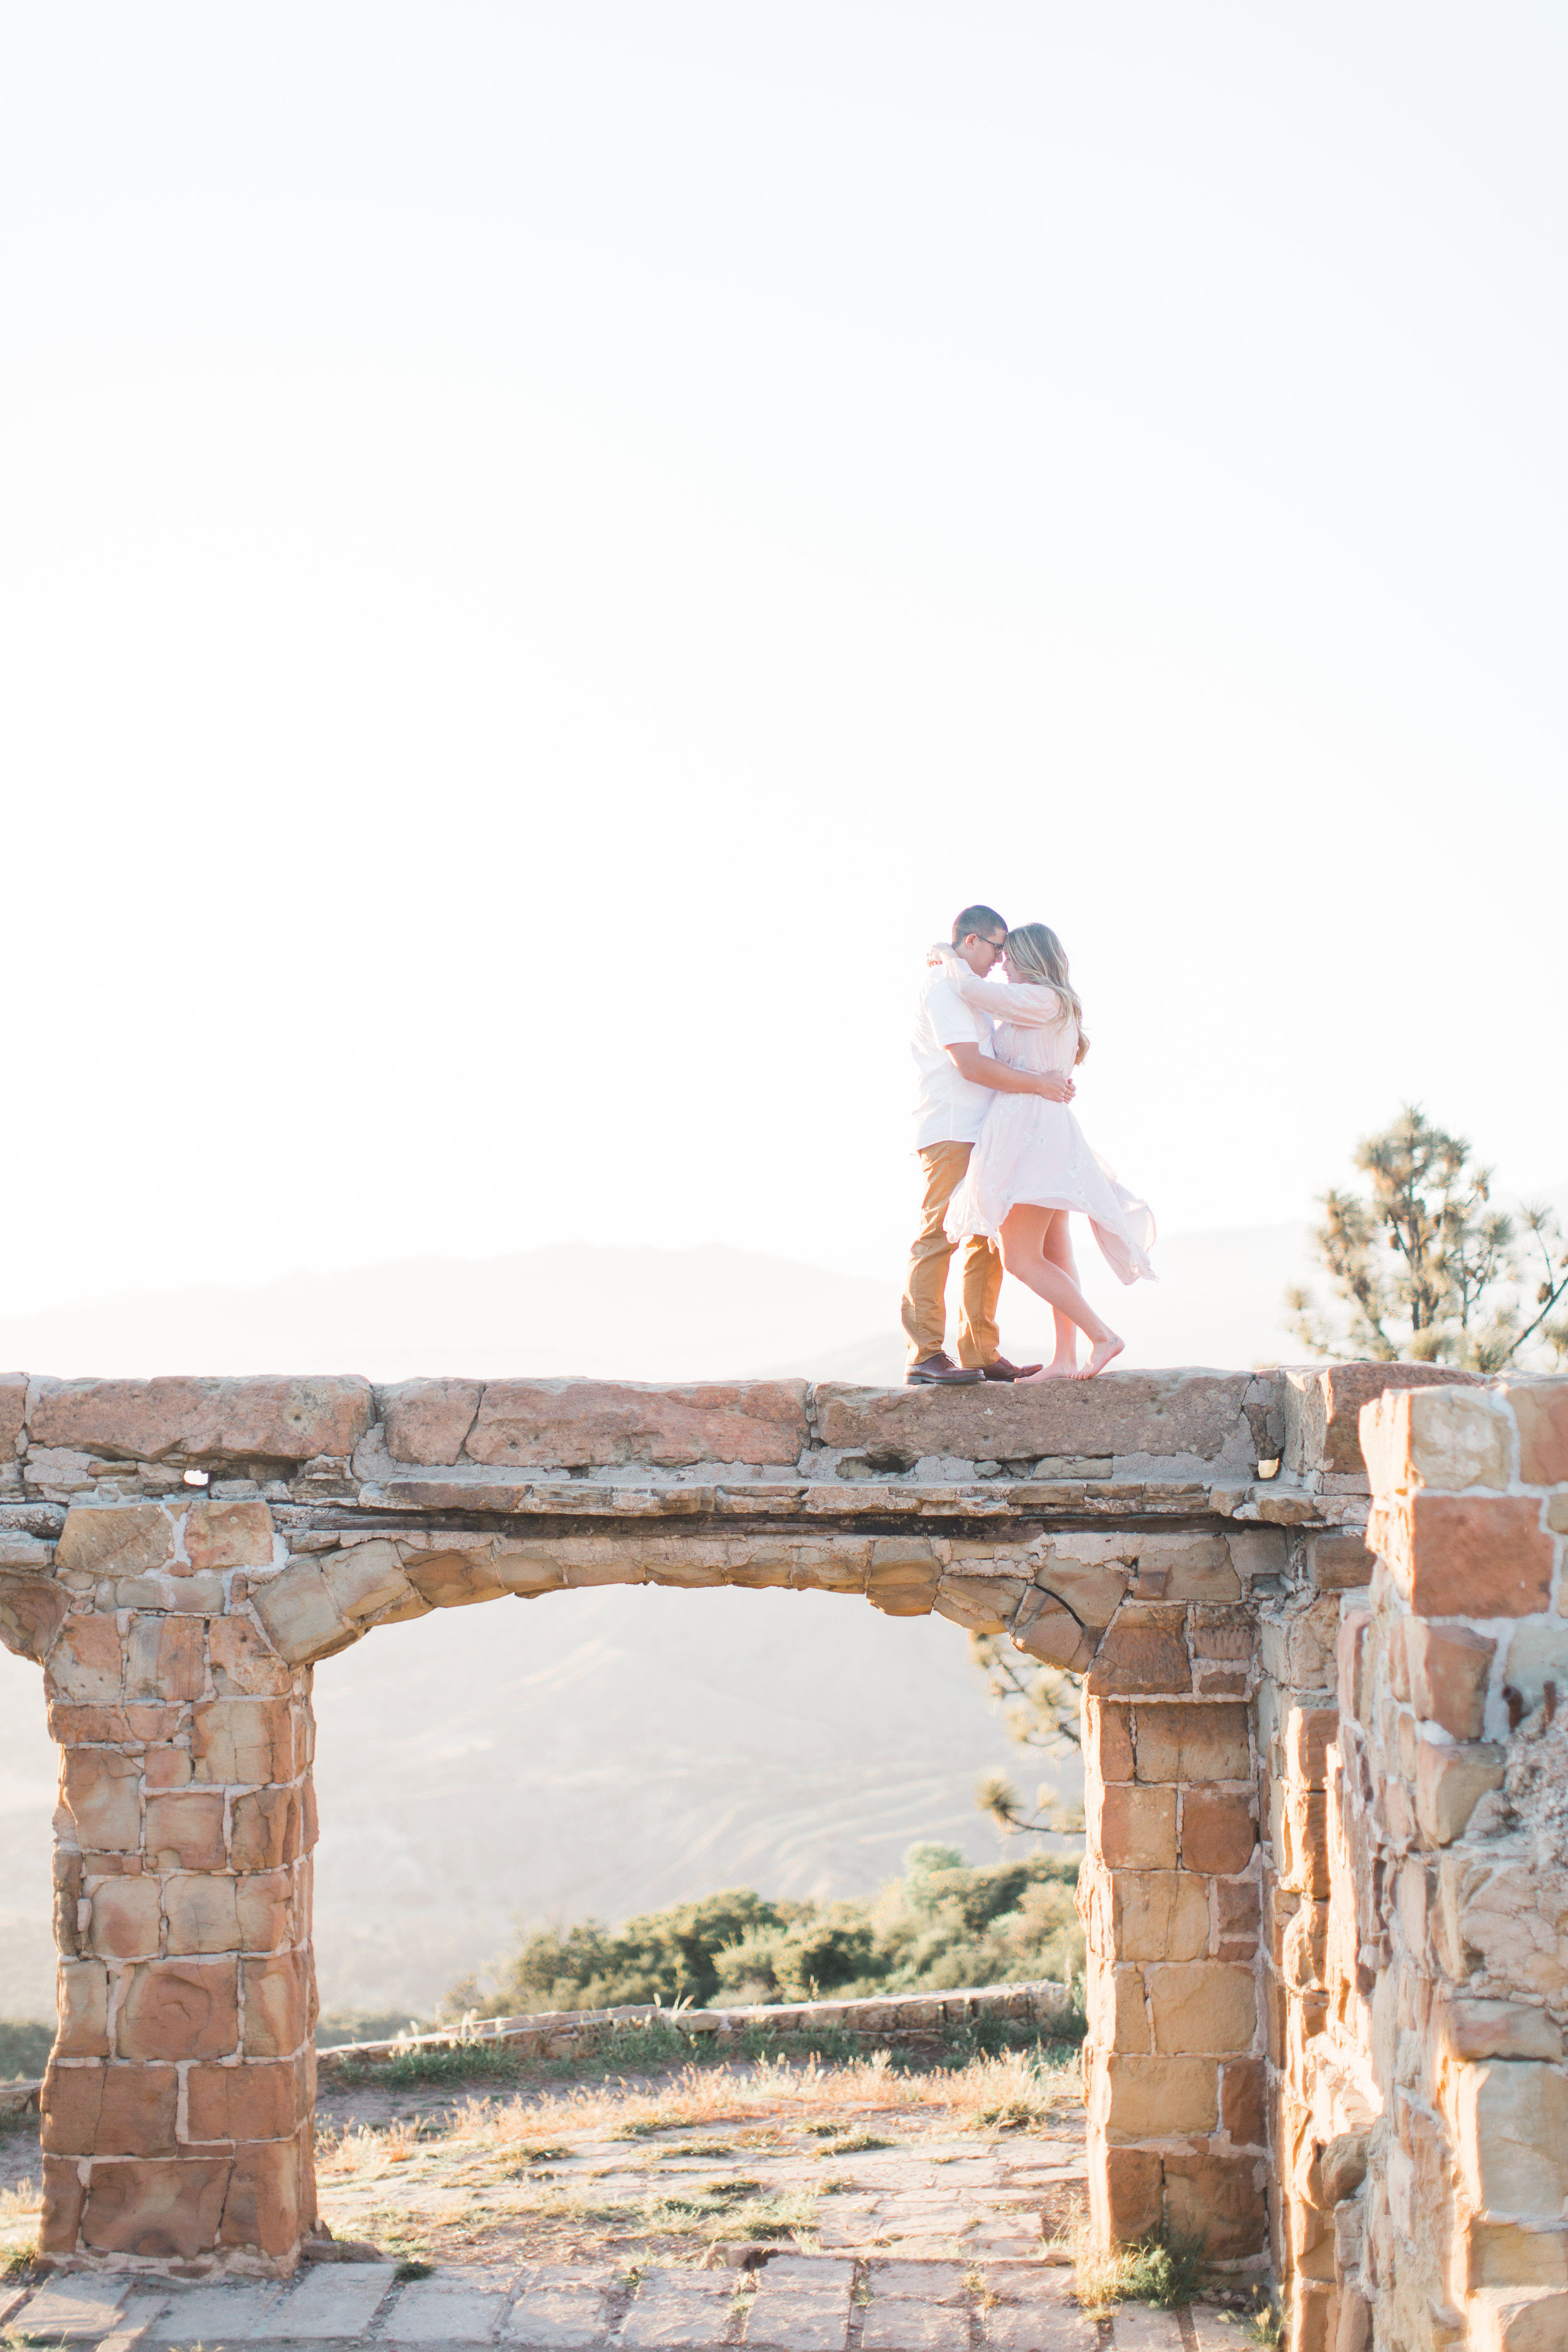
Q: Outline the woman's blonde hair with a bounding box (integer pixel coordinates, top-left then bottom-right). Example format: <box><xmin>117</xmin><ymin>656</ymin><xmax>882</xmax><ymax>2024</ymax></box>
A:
<box><xmin>1004</xmin><ymin>923</ymin><xmax>1088</xmax><ymax>1054</ymax></box>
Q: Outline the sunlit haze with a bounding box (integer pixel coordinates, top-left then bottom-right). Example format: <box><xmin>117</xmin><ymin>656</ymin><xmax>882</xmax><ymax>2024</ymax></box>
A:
<box><xmin>4</xmin><ymin>3</ymin><xmax>1564</xmax><ymax>1322</ymax></box>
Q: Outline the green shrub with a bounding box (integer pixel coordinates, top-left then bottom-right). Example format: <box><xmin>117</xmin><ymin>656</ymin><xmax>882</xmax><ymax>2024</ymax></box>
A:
<box><xmin>0</xmin><ymin>2021</ymin><xmax>53</xmax><ymax>2080</ymax></box>
<box><xmin>453</xmin><ymin>1846</ymin><xmax>1084</xmax><ymax>2023</ymax></box>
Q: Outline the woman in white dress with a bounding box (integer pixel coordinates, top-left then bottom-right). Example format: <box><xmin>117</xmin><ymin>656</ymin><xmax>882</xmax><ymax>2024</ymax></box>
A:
<box><xmin>931</xmin><ymin>924</ymin><xmax>1155</xmax><ymax>1381</ymax></box>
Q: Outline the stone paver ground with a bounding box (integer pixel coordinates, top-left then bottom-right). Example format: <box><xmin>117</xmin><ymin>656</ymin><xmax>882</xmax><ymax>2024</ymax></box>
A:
<box><xmin>0</xmin><ymin>2062</ymin><xmax>1256</xmax><ymax>2348</ymax></box>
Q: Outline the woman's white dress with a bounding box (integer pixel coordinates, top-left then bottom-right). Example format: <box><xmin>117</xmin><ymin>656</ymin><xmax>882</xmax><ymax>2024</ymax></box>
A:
<box><xmin>939</xmin><ymin>956</ymin><xmax>1157</xmax><ymax>1287</ymax></box>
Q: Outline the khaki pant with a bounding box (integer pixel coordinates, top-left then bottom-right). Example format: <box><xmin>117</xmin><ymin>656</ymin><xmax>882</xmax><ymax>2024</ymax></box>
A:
<box><xmin>901</xmin><ymin>1141</ymin><xmax>1002</xmax><ymax>1367</ymax></box>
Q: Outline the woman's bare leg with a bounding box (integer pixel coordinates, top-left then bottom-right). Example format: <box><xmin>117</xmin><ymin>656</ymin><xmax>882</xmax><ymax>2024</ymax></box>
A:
<box><xmin>1041</xmin><ymin>1216</ymin><xmax>1079</xmax><ymax>1377</ymax></box>
<box><xmin>997</xmin><ymin>1205</ymin><xmax>1123</xmax><ymax>1380</ymax></box>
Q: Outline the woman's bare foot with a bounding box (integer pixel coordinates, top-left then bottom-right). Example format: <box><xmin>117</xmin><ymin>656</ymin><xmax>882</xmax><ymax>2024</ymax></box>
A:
<box><xmin>1074</xmin><ymin>1333</ymin><xmax>1124</xmax><ymax>1379</ymax></box>
<box><xmin>1017</xmin><ymin>1363</ymin><xmax>1076</xmax><ymax>1384</ymax></box>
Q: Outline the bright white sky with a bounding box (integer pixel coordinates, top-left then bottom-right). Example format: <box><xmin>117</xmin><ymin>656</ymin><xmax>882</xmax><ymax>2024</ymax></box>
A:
<box><xmin>3</xmin><ymin>2</ymin><xmax>1564</xmax><ymax>1313</ymax></box>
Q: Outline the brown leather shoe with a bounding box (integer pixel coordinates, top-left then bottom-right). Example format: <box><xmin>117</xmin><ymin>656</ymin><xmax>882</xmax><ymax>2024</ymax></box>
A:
<box><xmin>980</xmin><ymin>1355</ymin><xmax>1043</xmax><ymax>1381</ymax></box>
<box><xmin>906</xmin><ymin>1350</ymin><xmax>983</xmax><ymax>1386</ymax></box>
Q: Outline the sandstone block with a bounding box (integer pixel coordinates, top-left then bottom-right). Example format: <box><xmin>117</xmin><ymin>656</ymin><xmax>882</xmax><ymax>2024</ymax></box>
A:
<box><xmin>1085</xmin><ymin>1698</ymin><xmax>1135</xmax><ymax>1783</ymax></box>
<box><xmin>230</xmin><ymin>1786</ymin><xmax>302</xmax><ymax>1872</ymax></box>
<box><xmin>1190</xmin><ymin>1604</ymin><xmax>1254</xmax><ymax>1661</ymax></box>
<box><xmin>31</xmin><ymin>1375</ymin><xmax>373</xmax><ymax>1465</ymax></box>
<box><xmin>1134</xmin><ymin>1702</ymin><xmax>1250</xmax><ymax>1784</ymax></box>
<box><xmin>125</xmin><ymin>1613</ymin><xmax>206</xmax><ymax>1705</ymax></box>
<box><xmin>931</xmin><ymin>1573</ymin><xmax>1025</xmax><ymax>1632</ymax></box>
<box><xmin>144</xmin><ymin>1790</ymin><xmax>226</xmax><ymax>1872</ymax></box>
<box><xmin>1109</xmin><ymin>1872</ymin><xmax>1211</xmax><ymax>1962</ymax></box>
<box><xmin>382</xmin><ymin>1377</ymin><xmax>482</xmax><ymax>1464</ymax></box>
<box><xmin>1089</xmin><ymin>1964</ymin><xmax>1152</xmax><ymax>2052</ymax></box>
<box><xmin>1306</xmin><ymin>1534</ymin><xmax>1375</xmax><ymax>1592</ymax></box>
<box><xmin>236</xmin><ymin>1869</ymin><xmax>295</xmax><ymax>1953</ymax></box>
<box><xmin>39</xmin><ymin>2154</ymin><xmax>87</xmax><ymax>2254</ymax></box>
<box><xmin>867</xmin><ymin>1539</ymin><xmax>940</xmax><ymax>1618</ymax></box>
<box><xmin>1338</xmin><ymin>1610</ymin><xmax>1374</xmax><ymax>1723</ymax></box>
<box><xmin>208</xmin><ymin>1616</ymin><xmax>293</xmax><ymax>1695</ymax></box>
<box><xmin>41</xmin><ymin>2059</ymin><xmax>178</xmax><ymax>2157</ymax></box>
<box><xmin>55</xmin><ymin>1503</ymin><xmax>174</xmax><ymax>1579</ymax></box>
<box><xmin>46</xmin><ymin>1614</ymin><xmax>128</xmax><ymax>1705</ymax></box>
<box><xmin>0</xmin><ymin>1571</ymin><xmax>69</xmax><ymax>1662</ymax></box>
<box><xmin>1148</xmin><ymin>1963</ymin><xmax>1256</xmax><ymax>2055</ymax></box>
<box><xmin>63</xmin><ymin>1749</ymin><xmax>142</xmax><ymax>1851</ymax></box>
<box><xmin>249</xmin><ymin>1561</ymin><xmax>356</xmax><ymax>1664</ymax></box>
<box><xmin>1091</xmin><ymin>2053</ymin><xmax>1219</xmax><ymax>2139</ymax></box>
<box><xmin>1416</xmin><ymin>1740</ymin><xmax>1505</xmax><ymax>1846</ymax></box>
<box><xmin>818</xmin><ymin>1368</ymin><xmax>1258</xmax><ymax>1468</ymax></box>
<box><xmin>1438</xmin><ymin>1997</ymin><xmax>1564</xmax><ymax>2063</ymax></box>
<box><xmin>118</xmin><ymin>1959</ymin><xmax>240</xmax><ymax>2061</ymax></box>
<box><xmin>1379</xmin><ymin>1495</ymin><xmax>1554</xmax><ymax>1618</ymax></box>
<box><xmin>1216</xmin><ymin>1877</ymin><xmax>1259</xmax><ymax>1948</ymax></box>
<box><xmin>186</xmin><ymin>2057</ymin><xmax>301</xmax><ymax>2145</ymax></box>
<box><xmin>1138</xmin><ymin>1535</ymin><xmax>1241</xmax><ymax>1602</ymax></box>
<box><xmin>1010</xmin><ymin>1590</ymin><xmax>1094</xmax><ymax>1670</ymax></box>
<box><xmin>191</xmin><ymin>1697</ymin><xmax>296</xmax><ymax>1785</ymax></box>
<box><xmin>1407</xmin><ymin>1623</ymin><xmax>1496</xmax><ymax>1740</ymax></box>
<box><xmin>469</xmin><ymin>1378</ymin><xmax>808</xmax><ymax>1468</ymax></box>
<box><xmin>1283</xmin><ymin>1786</ymin><xmax>1330</xmax><ymax>1896</ymax></box>
<box><xmin>1162</xmin><ymin>2149</ymin><xmax>1267</xmax><ymax>2260</ymax></box>
<box><xmin>1181</xmin><ymin>1789</ymin><xmax>1257</xmax><ymax>1875</ymax></box>
<box><xmin>1392</xmin><ymin>1387</ymin><xmax>1515</xmax><ymax>1493</ymax></box>
<box><xmin>1259</xmin><ymin>1592</ymin><xmax>1340</xmax><ymax>1693</ymax></box>
<box><xmin>1094</xmin><ymin>2145</ymin><xmax>1163</xmax><ymax>2243</ymax></box>
<box><xmin>88</xmin><ymin>1875</ymin><xmax>162</xmax><ymax>1959</ymax></box>
<box><xmin>241</xmin><ymin>1951</ymin><xmax>311</xmax><ymax>2057</ymax></box>
<box><xmin>319</xmin><ymin>1539</ymin><xmax>412</xmax><ymax>1620</ymax></box>
<box><xmin>1465</xmin><ymin>2220</ymin><xmax>1568</xmax><ymax>2289</ymax></box>
<box><xmin>1084</xmin><ymin>1605</ymin><xmax>1191</xmax><ymax>1695</ymax></box>
<box><xmin>0</xmin><ymin>1369</ymin><xmax>24</xmax><ymax>1454</ymax></box>
<box><xmin>1222</xmin><ymin>2057</ymin><xmax>1266</xmax><ymax>2147</ymax></box>
<box><xmin>221</xmin><ymin>2132</ymin><xmax>309</xmax><ymax>2255</ymax></box>
<box><xmin>1285</xmin><ymin>1705</ymin><xmax>1339</xmax><ymax>1788</ymax></box>
<box><xmin>1290</xmin><ymin>1360</ymin><xmax>1477</xmax><ymax>1478</ymax></box>
<box><xmin>80</xmin><ymin>2154</ymin><xmax>232</xmax><ymax>2258</ymax></box>
<box><xmin>1456</xmin><ymin>2061</ymin><xmax>1568</xmax><ymax>2219</ymax></box>
<box><xmin>403</xmin><ymin>1549</ymin><xmax>509</xmax><ymax>1609</ymax></box>
<box><xmin>57</xmin><ymin>1957</ymin><xmax>112</xmax><ymax>2056</ymax></box>
<box><xmin>164</xmin><ymin>1875</ymin><xmax>241</xmax><ymax>1956</ymax></box>
<box><xmin>1496</xmin><ymin>1379</ymin><xmax>1568</xmax><ymax>1487</ymax></box>
<box><xmin>1035</xmin><ymin>1557</ymin><xmax>1130</xmax><ymax>1629</ymax></box>
<box><xmin>1095</xmin><ymin>1784</ymin><xmax>1177</xmax><ymax>1870</ymax></box>
<box><xmin>183</xmin><ymin>1499</ymin><xmax>275</xmax><ymax>1570</ymax></box>
<box><xmin>1467</xmin><ymin>2287</ymin><xmax>1568</xmax><ymax>2351</ymax></box>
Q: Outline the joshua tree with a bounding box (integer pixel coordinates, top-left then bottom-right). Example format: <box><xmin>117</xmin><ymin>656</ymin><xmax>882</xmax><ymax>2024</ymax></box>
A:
<box><xmin>1287</xmin><ymin>1104</ymin><xmax>1567</xmax><ymax>1372</ymax></box>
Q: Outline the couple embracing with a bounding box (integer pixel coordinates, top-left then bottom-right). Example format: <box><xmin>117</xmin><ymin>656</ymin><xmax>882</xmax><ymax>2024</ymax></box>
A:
<box><xmin>902</xmin><ymin>904</ymin><xmax>1155</xmax><ymax>1387</ymax></box>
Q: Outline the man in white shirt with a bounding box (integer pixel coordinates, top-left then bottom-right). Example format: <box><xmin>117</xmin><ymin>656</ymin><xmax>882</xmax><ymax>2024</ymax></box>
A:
<box><xmin>903</xmin><ymin>903</ymin><xmax>1076</xmax><ymax>1385</ymax></box>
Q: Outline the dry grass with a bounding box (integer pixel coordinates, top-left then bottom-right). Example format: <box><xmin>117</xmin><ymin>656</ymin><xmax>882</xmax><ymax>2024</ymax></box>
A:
<box><xmin>315</xmin><ymin>2121</ymin><xmax>426</xmax><ymax>2179</ymax></box>
<box><xmin>433</xmin><ymin>2046</ymin><xmax>1079</xmax><ymax>2149</ymax></box>
<box><xmin>0</xmin><ymin>2181</ymin><xmax>39</xmax><ymax>2225</ymax></box>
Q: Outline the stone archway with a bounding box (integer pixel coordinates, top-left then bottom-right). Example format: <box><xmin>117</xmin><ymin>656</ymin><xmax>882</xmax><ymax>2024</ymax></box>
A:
<box><xmin>1</xmin><ymin>1360</ymin><xmax>1476</xmax><ymax>2325</ymax></box>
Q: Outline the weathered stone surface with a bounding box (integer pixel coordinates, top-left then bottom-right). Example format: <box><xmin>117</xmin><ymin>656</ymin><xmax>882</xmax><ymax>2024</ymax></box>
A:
<box><xmin>382</xmin><ymin>1378</ymin><xmax>483</xmax><ymax>1464</ymax></box>
<box><xmin>317</xmin><ymin>1540</ymin><xmax>412</xmax><ymax>1621</ymax></box>
<box><xmin>1436</xmin><ymin>1998</ymin><xmax>1564</xmax><ymax>2063</ymax></box>
<box><xmin>1036</xmin><ymin>1558</ymin><xmax>1130</xmax><ymax>1629</ymax></box>
<box><xmin>1501</xmin><ymin>1625</ymin><xmax>1568</xmax><ymax>1719</ymax></box>
<box><xmin>1107</xmin><ymin>1872</ymin><xmax>1211</xmax><ymax>1963</ymax></box>
<box><xmin>0</xmin><ymin>1570</ymin><xmax>68</xmax><ymax>1661</ymax></box>
<box><xmin>209</xmin><ymin>1615</ymin><xmax>292</xmax><ymax>1697</ymax></box>
<box><xmin>56</xmin><ymin>1957</ymin><xmax>111</xmax><ymax>2057</ymax></box>
<box><xmin>1369</xmin><ymin>1387</ymin><xmax>1517</xmax><ymax>1495</ymax></box>
<box><xmin>88</xmin><ymin>1875</ymin><xmax>162</xmax><ymax>1959</ymax></box>
<box><xmin>468</xmin><ymin>1379</ymin><xmax>808</xmax><ymax>1468</ymax></box>
<box><xmin>41</xmin><ymin>2060</ymin><xmax>178</xmax><ymax>2156</ymax></box>
<box><xmin>817</xmin><ymin>1370</ymin><xmax>1262</xmax><ymax>1467</ymax></box>
<box><xmin>0</xmin><ymin>1369</ymin><xmax>24</xmax><ymax>1455</ymax></box>
<box><xmin>62</xmin><ymin>1749</ymin><xmax>142</xmax><ymax>1851</ymax></box>
<box><xmin>144</xmin><ymin>1790</ymin><xmax>226</xmax><ymax>1872</ymax></box>
<box><xmin>403</xmin><ymin>1548</ymin><xmax>509</xmax><ymax>1609</ymax></box>
<box><xmin>185</xmin><ymin>2056</ymin><xmax>303</xmax><ymax>2144</ymax></box>
<box><xmin>117</xmin><ymin>1959</ymin><xmax>240</xmax><ymax>2060</ymax></box>
<box><xmin>1147</xmin><ymin>1963</ymin><xmax>1256</xmax><ymax>2055</ymax></box>
<box><xmin>931</xmin><ymin>1574</ymin><xmax>1025</xmax><ymax>1632</ymax></box>
<box><xmin>183</xmin><ymin>1499</ymin><xmax>275</xmax><ymax>1570</ymax></box>
<box><xmin>1407</xmin><ymin>1622</ymin><xmax>1496</xmax><ymax>1740</ymax></box>
<box><xmin>1454</xmin><ymin>2061</ymin><xmax>1568</xmax><ymax>2219</ymax></box>
<box><xmin>1416</xmin><ymin>1740</ymin><xmax>1506</xmax><ymax>1845</ymax></box>
<box><xmin>1084</xmin><ymin>1606</ymin><xmax>1190</xmax><ymax>1695</ymax></box>
<box><xmin>1091</xmin><ymin>2053</ymin><xmax>1218</xmax><ymax>2139</ymax></box>
<box><xmin>1289</xmin><ymin>1360</ymin><xmax>1478</xmax><ymax>1477</ymax></box>
<box><xmin>220</xmin><ymin>2134</ymin><xmax>310</xmax><ymax>2256</ymax></box>
<box><xmin>1497</xmin><ymin>1378</ymin><xmax>1568</xmax><ymax>1487</ymax></box>
<box><xmin>56</xmin><ymin>1503</ymin><xmax>174</xmax><ymax>1579</ymax></box>
<box><xmin>1162</xmin><ymin>2151</ymin><xmax>1267</xmax><ymax>2262</ymax></box>
<box><xmin>80</xmin><ymin>2154</ymin><xmax>233</xmax><ymax>2257</ymax></box>
<box><xmin>230</xmin><ymin>1786</ymin><xmax>304</xmax><ymax>1872</ymax></box>
<box><xmin>1180</xmin><ymin>1790</ymin><xmax>1257</xmax><ymax>1875</ymax></box>
<box><xmin>1305</xmin><ymin>1533</ymin><xmax>1375</xmax><ymax>1591</ymax></box>
<box><xmin>1374</xmin><ymin>1493</ymin><xmax>1555</xmax><ymax>1618</ymax></box>
<box><xmin>240</xmin><ymin>1951</ymin><xmax>312</xmax><ymax>2057</ymax></box>
<box><xmin>1010</xmin><ymin>1590</ymin><xmax>1094</xmax><ymax>1671</ymax></box>
<box><xmin>1134</xmin><ymin>1703</ymin><xmax>1250</xmax><ymax>1785</ymax></box>
<box><xmin>46</xmin><ymin>1615</ymin><xmax>129</xmax><ymax>1705</ymax></box>
<box><xmin>1094</xmin><ymin>1785</ymin><xmax>1177</xmax><ymax>1871</ymax></box>
<box><xmin>250</xmin><ymin>1562</ymin><xmax>355</xmax><ymax>1664</ymax></box>
<box><xmin>191</xmin><ymin>1698</ymin><xmax>296</xmax><ymax>1786</ymax></box>
<box><xmin>32</xmin><ymin>1375</ymin><xmax>373</xmax><ymax>1463</ymax></box>
<box><xmin>125</xmin><ymin>1613</ymin><xmax>205</xmax><ymax>1705</ymax></box>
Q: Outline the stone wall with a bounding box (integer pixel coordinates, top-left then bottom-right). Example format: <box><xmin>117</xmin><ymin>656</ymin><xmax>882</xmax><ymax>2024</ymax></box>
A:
<box><xmin>4</xmin><ymin>1359</ymin><xmax>1565</xmax><ymax>2338</ymax></box>
<box><xmin>1266</xmin><ymin>1375</ymin><xmax>1568</xmax><ymax>2352</ymax></box>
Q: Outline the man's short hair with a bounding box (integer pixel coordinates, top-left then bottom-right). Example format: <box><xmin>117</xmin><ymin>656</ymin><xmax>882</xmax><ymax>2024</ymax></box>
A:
<box><xmin>951</xmin><ymin>903</ymin><xmax>1007</xmax><ymax>945</ymax></box>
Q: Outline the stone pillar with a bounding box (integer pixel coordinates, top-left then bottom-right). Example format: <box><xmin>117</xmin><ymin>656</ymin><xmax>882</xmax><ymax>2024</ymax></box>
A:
<box><xmin>36</xmin><ymin>1496</ymin><xmax>318</xmax><ymax>2273</ymax></box>
<box><xmin>1077</xmin><ymin>1537</ymin><xmax>1271</xmax><ymax>2269</ymax></box>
